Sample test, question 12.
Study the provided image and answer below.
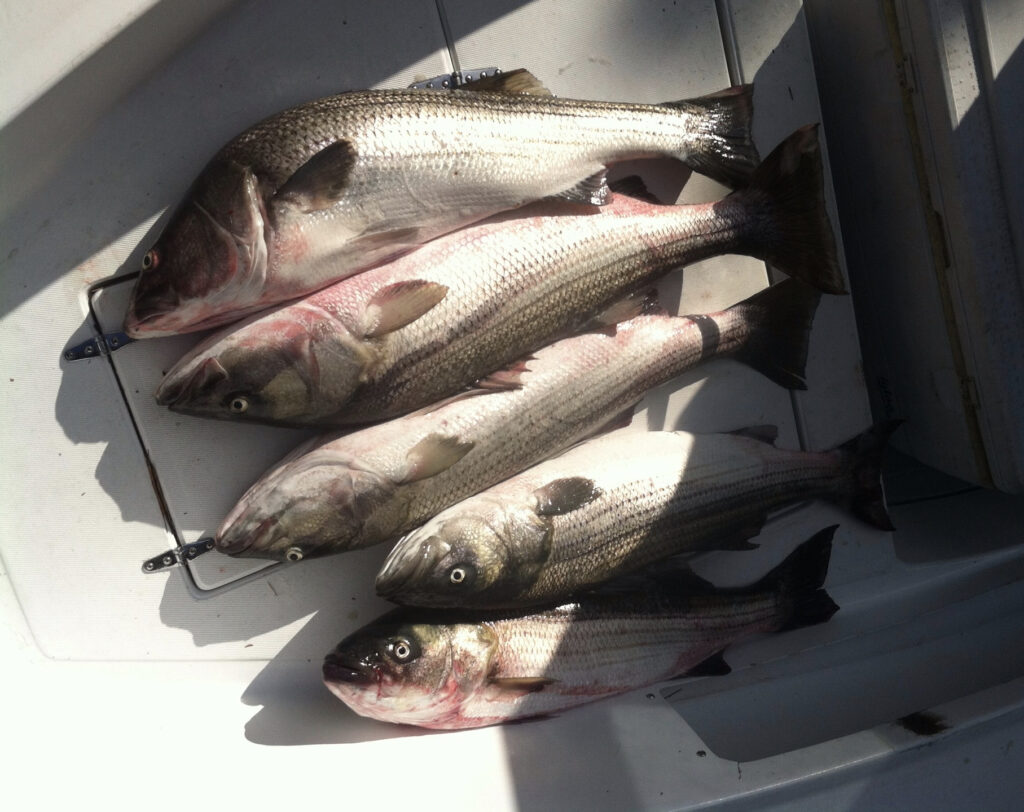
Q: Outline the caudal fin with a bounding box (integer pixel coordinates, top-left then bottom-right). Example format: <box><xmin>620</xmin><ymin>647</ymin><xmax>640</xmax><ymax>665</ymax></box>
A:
<box><xmin>726</xmin><ymin>279</ymin><xmax>821</xmax><ymax>390</ymax></box>
<box><xmin>835</xmin><ymin>420</ymin><xmax>903</xmax><ymax>530</ymax></box>
<box><xmin>730</xmin><ymin>124</ymin><xmax>847</xmax><ymax>295</ymax></box>
<box><xmin>756</xmin><ymin>525</ymin><xmax>840</xmax><ymax>632</ymax></box>
<box><xmin>664</xmin><ymin>85</ymin><xmax>759</xmax><ymax>188</ymax></box>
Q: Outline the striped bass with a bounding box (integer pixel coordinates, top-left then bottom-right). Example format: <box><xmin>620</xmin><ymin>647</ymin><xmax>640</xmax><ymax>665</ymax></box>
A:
<box><xmin>214</xmin><ymin>280</ymin><xmax>821</xmax><ymax>561</ymax></box>
<box><xmin>155</xmin><ymin>125</ymin><xmax>841</xmax><ymax>426</ymax></box>
<box><xmin>376</xmin><ymin>424</ymin><xmax>898</xmax><ymax>609</ymax></box>
<box><xmin>124</xmin><ymin>71</ymin><xmax>759</xmax><ymax>337</ymax></box>
<box><xmin>323</xmin><ymin>527</ymin><xmax>839</xmax><ymax>729</ymax></box>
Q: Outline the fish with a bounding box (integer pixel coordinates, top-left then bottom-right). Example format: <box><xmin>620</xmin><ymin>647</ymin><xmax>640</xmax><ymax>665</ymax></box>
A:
<box><xmin>323</xmin><ymin>526</ymin><xmax>840</xmax><ymax>729</ymax></box>
<box><xmin>123</xmin><ymin>70</ymin><xmax>760</xmax><ymax>337</ymax></box>
<box><xmin>213</xmin><ymin>279</ymin><xmax>822</xmax><ymax>561</ymax></box>
<box><xmin>376</xmin><ymin>422</ymin><xmax>899</xmax><ymax>609</ymax></box>
<box><xmin>155</xmin><ymin>125</ymin><xmax>842</xmax><ymax>426</ymax></box>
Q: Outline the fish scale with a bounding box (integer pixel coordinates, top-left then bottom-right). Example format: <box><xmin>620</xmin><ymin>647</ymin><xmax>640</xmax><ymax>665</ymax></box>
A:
<box><xmin>489</xmin><ymin>598</ymin><xmax>778</xmax><ymax>687</ymax></box>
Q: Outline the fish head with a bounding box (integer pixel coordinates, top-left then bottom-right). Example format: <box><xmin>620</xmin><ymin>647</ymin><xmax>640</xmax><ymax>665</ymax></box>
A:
<box><xmin>125</xmin><ymin>159</ymin><xmax>269</xmax><ymax>337</ymax></box>
<box><xmin>322</xmin><ymin>614</ymin><xmax>498</xmax><ymax>728</ymax></box>
<box><xmin>376</xmin><ymin>498</ymin><xmax>552</xmax><ymax>608</ymax></box>
<box><xmin>155</xmin><ymin>304</ymin><xmax>373</xmax><ymax>425</ymax></box>
<box><xmin>215</xmin><ymin>450</ymin><xmax>396</xmax><ymax>561</ymax></box>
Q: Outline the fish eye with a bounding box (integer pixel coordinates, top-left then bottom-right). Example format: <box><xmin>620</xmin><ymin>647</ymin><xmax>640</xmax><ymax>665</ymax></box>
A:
<box><xmin>387</xmin><ymin>637</ymin><xmax>416</xmax><ymax>662</ymax></box>
<box><xmin>285</xmin><ymin>546</ymin><xmax>304</xmax><ymax>562</ymax></box>
<box><xmin>141</xmin><ymin>249</ymin><xmax>159</xmax><ymax>271</ymax></box>
<box><xmin>448</xmin><ymin>564</ymin><xmax>474</xmax><ymax>586</ymax></box>
<box><xmin>229</xmin><ymin>396</ymin><xmax>249</xmax><ymax>413</ymax></box>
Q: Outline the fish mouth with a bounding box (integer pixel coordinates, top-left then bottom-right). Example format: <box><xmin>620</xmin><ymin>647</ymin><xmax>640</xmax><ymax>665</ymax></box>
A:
<box><xmin>323</xmin><ymin>653</ymin><xmax>376</xmax><ymax>685</ymax></box>
<box><xmin>214</xmin><ymin>514</ymin><xmax>278</xmax><ymax>557</ymax></box>
<box><xmin>126</xmin><ymin>300</ymin><xmax>260</xmax><ymax>338</ymax></box>
<box><xmin>124</xmin><ymin>287</ymin><xmax>184</xmax><ymax>337</ymax></box>
<box><xmin>155</xmin><ymin>356</ymin><xmax>229</xmax><ymax>408</ymax></box>
<box><xmin>375</xmin><ymin>536</ymin><xmax>449</xmax><ymax>600</ymax></box>
<box><xmin>124</xmin><ymin>307</ymin><xmax>178</xmax><ymax>338</ymax></box>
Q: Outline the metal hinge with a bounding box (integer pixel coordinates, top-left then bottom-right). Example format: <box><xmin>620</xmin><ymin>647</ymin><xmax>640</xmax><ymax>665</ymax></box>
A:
<box><xmin>142</xmin><ymin>537</ymin><xmax>215</xmax><ymax>573</ymax></box>
<box><xmin>63</xmin><ymin>331</ymin><xmax>134</xmax><ymax>361</ymax></box>
<box><xmin>408</xmin><ymin>67</ymin><xmax>502</xmax><ymax>90</ymax></box>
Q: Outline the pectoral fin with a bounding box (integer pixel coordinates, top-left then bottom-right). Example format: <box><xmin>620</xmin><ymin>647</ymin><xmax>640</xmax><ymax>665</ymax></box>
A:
<box><xmin>274</xmin><ymin>140</ymin><xmax>356</xmax><ymax>212</ymax></box>
<box><xmin>400</xmin><ymin>433</ymin><xmax>475</xmax><ymax>483</ymax></box>
<box><xmin>489</xmin><ymin>676</ymin><xmax>557</xmax><ymax>694</ymax></box>
<box><xmin>362</xmin><ymin>280</ymin><xmax>448</xmax><ymax>338</ymax></box>
<box><xmin>534</xmin><ymin>477</ymin><xmax>602</xmax><ymax>517</ymax></box>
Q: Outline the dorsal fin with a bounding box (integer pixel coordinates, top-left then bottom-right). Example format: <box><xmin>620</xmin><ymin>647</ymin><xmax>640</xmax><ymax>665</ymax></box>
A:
<box><xmin>727</xmin><ymin>425</ymin><xmax>779</xmax><ymax>445</ymax></box>
<box><xmin>461</xmin><ymin>68</ymin><xmax>552</xmax><ymax>96</ymax></box>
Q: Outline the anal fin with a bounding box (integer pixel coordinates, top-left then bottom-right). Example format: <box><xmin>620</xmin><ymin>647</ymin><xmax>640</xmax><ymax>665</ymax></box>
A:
<box><xmin>726</xmin><ymin>425</ymin><xmax>778</xmax><ymax>445</ymax></box>
<box><xmin>553</xmin><ymin>169</ymin><xmax>610</xmax><ymax>206</ymax></box>
<box><xmin>476</xmin><ymin>357</ymin><xmax>534</xmax><ymax>392</ymax></box>
<box><xmin>680</xmin><ymin>650</ymin><xmax>731</xmax><ymax>678</ymax></box>
<box><xmin>582</xmin><ymin>289</ymin><xmax>660</xmax><ymax>334</ymax></box>
<box><xmin>592</xmin><ymin>406</ymin><xmax>636</xmax><ymax>436</ymax></box>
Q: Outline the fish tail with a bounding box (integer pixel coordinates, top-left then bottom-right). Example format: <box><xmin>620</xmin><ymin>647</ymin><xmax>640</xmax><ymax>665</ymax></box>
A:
<box><xmin>664</xmin><ymin>85</ymin><xmax>759</xmax><ymax>188</ymax></box>
<box><xmin>834</xmin><ymin>420</ymin><xmax>903</xmax><ymax>530</ymax></box>
<box><xmin>732</xmin><ymin>124</ymin><xmax>848</xmax><ymax>294</ymax></box>
<box><xmin>757</xmin><ymin>525</ymin><xmax>840</xmax><ymax>632</ymax></box>
<box><xmin>727</xmin><ymin>279</ymin><xmax>821</xmax><ymax>390</ymax></box>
